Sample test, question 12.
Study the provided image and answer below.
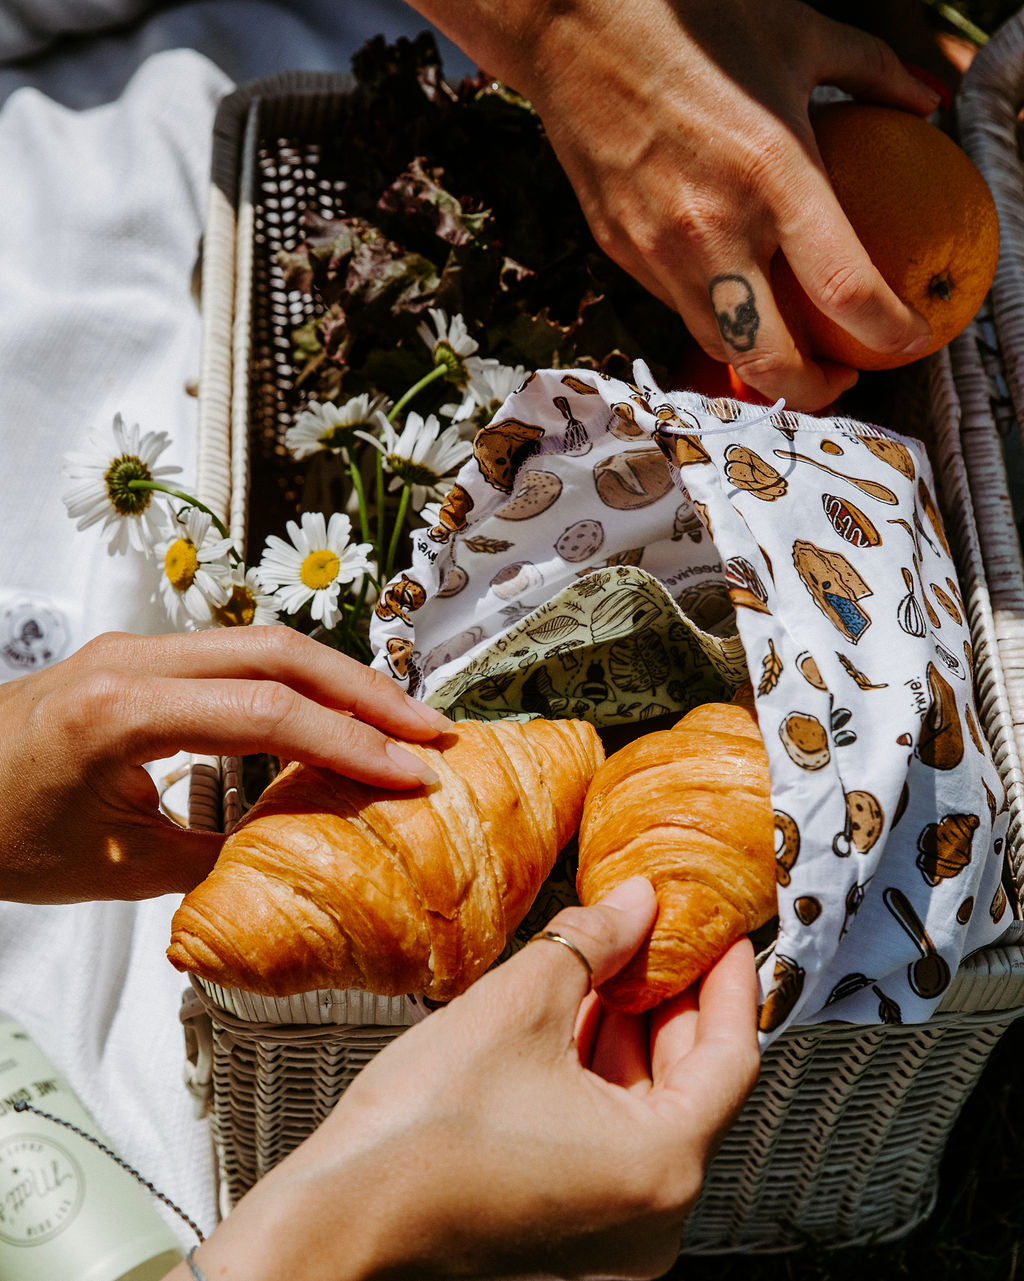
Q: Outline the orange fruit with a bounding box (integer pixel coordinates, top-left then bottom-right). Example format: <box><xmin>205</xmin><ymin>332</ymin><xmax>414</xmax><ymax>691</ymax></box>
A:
<box><xmin>771</xmin><ymin>102</ymin><xmax>999</xmax><ymax>370</ymax></box>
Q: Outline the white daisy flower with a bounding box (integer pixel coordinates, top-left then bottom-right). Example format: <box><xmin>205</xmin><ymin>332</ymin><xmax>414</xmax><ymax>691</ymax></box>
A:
<box><xmin>62</xmin><ymin>412</ymin><xmax>182</xmax><ymax>556</ymax></box>
<box><xmin>416</xmin><ymin>307</ymin><xmax>498</xmax><ymax>390</ymax></box>
<box><xmin>256</xmin><ymin>511</ymin><xmax>374</xmax><ymax>630</ymax></box>
<box><xmin>443</xmin><ymin>362</ymin><xmax>528</xmax><ymax>430</ymax></box>
<box><xmin>359</xmin><ymin>411</ymin><xmax>473</xmax><ymax>512</ymax></box>
<box><xmin>285</xmin><ymin>394</ymin><xmax>391</xmax><ymax>461</ymax></box>
<box><xmin>416</xmin><ymin>500</ymin><xmax>444</xmax><ymax>529</ymax></box>
<box><xmin>208</xmin><ymin>564</ymin><xmax>281</xmax><ymax>629</ymax></box>
<box><xmin>155</xmin><ymin>506</ymin><xmax>236</xmax><ymax>628</ymax></box>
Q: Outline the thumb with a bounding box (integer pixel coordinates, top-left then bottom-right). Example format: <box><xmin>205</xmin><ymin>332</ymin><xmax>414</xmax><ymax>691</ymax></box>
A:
<box><xmin>505</xmin><ymin>877</ymin><xmax>659</xmax><ymax>1015</ymax></box>
<box><xmin>113</xmin><ymin>820</ymin><xmax>224</xmax><ymax>900</ymax></box>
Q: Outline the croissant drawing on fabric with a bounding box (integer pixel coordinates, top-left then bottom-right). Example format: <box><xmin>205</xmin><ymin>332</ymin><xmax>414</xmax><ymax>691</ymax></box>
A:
<box><xmin>167</xmin><ymin>717</ymin><xmax>605</xmax><ymax>1002</ymax></box>
<box><xmin>577</xmin><ymin>692</ymin><xmax>777</xmax><ymax>1013</ymax></box>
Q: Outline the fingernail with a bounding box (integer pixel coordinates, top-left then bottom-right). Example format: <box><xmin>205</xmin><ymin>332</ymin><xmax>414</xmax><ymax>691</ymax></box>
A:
<box><xmin>600</xmin><ymin>876</ymin><xmax>656</xmax><ymax>911</ymax></box>
<box><xmin>901</xmin><ymin>331</ymin><xmax>932</xmax><ymax>356</ymax></box>
<box><xmin>385</xmin><ymin>739</ymin><xmax>439</xmax><ymax>785</ymax></box>
<box><xmin>403</xmin><ymin>696</ymin><xmax>454</xmax><ymax>733</ymax></box>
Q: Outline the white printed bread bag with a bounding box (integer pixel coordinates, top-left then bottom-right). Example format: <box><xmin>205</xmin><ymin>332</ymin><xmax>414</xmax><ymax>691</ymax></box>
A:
<box><xmin>369</xmin><ymin>360</ymin><xmax>1012</xmax><ymax>1041</ymax></box>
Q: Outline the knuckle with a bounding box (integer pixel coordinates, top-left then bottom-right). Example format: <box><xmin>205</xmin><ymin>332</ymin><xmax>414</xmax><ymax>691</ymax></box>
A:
<box><xmin>814</xmin><ymin>261</ymin><xmax>876</xmax><ymax>318</ymax></box>
<box><xmin>57</xmin><ymin>667</ymin><xmax>134</xmax><ymax>737</ymax></box>
<box><xmin>74</xmin><ymin>630</ymin><xmax>131</xmax><ymax>667</ymax></box>
<box><xmin>729</xmin><ymin>347</ymin><xmax>789</xmax><ymax>385</ymax></box>
<box><xmin>242</xmin><ymin>680</ymin><xmax>302</xmax><ymax>734</ymax></box>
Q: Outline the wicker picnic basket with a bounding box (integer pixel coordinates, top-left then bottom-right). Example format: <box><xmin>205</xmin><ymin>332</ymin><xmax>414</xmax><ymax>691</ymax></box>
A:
<box><xmin>182</xmin><ymin>18</ymin><xmax>1024</xmax><ymax>1248</ymax></box>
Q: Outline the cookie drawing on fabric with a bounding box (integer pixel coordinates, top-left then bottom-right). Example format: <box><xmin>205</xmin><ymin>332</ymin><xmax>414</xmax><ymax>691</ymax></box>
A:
<box><xmin>859</xmin><ymin>435</ymin><xmax>916</xmax><ymax>481</ymax></box>
<box><xmin>775</xmin><ymin>811</ymin><xmax>801</xmax><ymax>887</ymax></box>
<box><xmin>916</xmin><ymin>812</ymin><xmax>979</xmax><ymax>885</ymax></box>
<box><xmin>930</xmin><ymin>580</ymin><xmax>963</xmax><ymax>624</ymax></box>
<box><xmin>779</xmin><ymin>711</ymin><xmax>831</xmax><ymax>771</ymax></box>
<box><xmin>832</xmin><ymin>790</ymin><xmax>885</xmax><ymax>857</ymax></box>
<box><xmin>794</xmin><ymin>896</ymin><xmax>822</xmax><ymax>925</ymax></box>
<box><xmin>724</xmin><ymin>445</ymin><xmax>788</xmax><ymax>500</ymax></box>
<box><xmin>594</xmin><ymin>448</ymin><xmax>675</xmax><ymax>510</ymax></box>
<box><xmin>792</xmin><ymin>540</ymin><xmax>872</xmax><ymax>642</ymax></box>
<box><xmin>554</xmin><ymin>519</ymin><xmax>605</xmax><ymax>563</ymax></box>
<box><xmin>474</xmin><ymin>418</ymin><xmax>545</xmax><ymax>492</ymax></box>
<box><xmin>375</xmin><ymin>573</ymin><xmax>427</xmax><ymax>623</ymax></box>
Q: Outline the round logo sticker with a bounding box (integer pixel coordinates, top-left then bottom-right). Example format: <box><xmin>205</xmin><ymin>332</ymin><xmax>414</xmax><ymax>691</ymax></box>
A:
<box><xmin>0</xmin><ymin>601</ymin><xmax>69</xmax><ymax>674</ymax></box>
<box><xmin>0</xmin><ymin>1133</ymin><xmax>84</xmax><ymax>1244</ymax></box>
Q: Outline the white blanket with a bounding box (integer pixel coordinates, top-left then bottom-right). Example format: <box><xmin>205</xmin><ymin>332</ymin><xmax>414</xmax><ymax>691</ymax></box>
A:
<box><xmin>0</xmin><ymin>0</ymin><xmax>470</xmax><ymax>1246</ymax></box>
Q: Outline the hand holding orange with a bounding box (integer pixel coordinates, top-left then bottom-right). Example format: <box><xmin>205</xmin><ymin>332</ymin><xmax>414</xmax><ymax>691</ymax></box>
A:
<box><xmin>772</xmin><ymin>102</ymin><xmax>999</xmax><ymax>371</ymax></box>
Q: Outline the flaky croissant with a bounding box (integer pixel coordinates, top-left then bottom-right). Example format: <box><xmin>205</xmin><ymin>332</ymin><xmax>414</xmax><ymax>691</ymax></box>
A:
<box><xmin>167</xmin><ymin>717</ymin><xmax>604</xmax><ymax>1002</ymax></box>
<box><xmin>577</xmin><ymin>693</ymin><xmax>776</xmax><ymax>1013</ymax></box>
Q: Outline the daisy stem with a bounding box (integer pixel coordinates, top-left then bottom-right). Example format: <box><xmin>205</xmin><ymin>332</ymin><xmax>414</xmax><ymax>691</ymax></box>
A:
<box><xmin>384</xmin><ymin>485</ymin><xmax>414</xmax><ymax>583</ymax></box>
<box><xmin>349</xmin><ymin>569</ymin><xmax>379</xmax><ymax>637</ymax></box>
<box><xmin>129</xmin><ymin>481</ymin><xmax>234</xmax><ymax>545</ymax></box>
<box><xmin>375</xmin><ymin>449</ymin><xmax>385</xmax><ymax>561</ymax></box>
<box><xmin>387</xmin><ymin>362</ymin><xmax>448</xmax><ymax>423</ymax></box>
<box><xmin>347</xmin><ymin>458</ymin><xmax>372</xmax><ymax>544</ymax></box>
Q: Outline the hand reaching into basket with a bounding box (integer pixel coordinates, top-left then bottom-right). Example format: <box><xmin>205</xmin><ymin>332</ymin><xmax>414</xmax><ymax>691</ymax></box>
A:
<box><xmin>407</xmin><ymin>0</ymin><xmax>942</xmax><ymax>410</ymax></box>
<box><xmin>168</xmin><ymin>878</ymin><xmax>760</xmax><ymax>1281</ymax></box>
<box><xmin>0</xmin><ymin>628</ymin><xmax>450</xmax><ymax>903</ymax></box>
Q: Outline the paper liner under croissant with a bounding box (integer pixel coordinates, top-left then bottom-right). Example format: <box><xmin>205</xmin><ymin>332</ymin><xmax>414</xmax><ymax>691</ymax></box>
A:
<box><xmin>166</xmin><ymin>717</ymin><xmax>605</xmax><ymax>1002</ymax></box>
<box><xmin>576</xmin><ymin>698</ymin><xmax>777</xmax><ymax>1014</ymax></box>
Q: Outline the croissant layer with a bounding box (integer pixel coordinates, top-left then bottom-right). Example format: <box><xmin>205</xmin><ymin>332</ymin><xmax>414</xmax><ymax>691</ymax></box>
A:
<box><xmin>168</xmin><ymin>717</ymin><xmax>605</xmax><ymax>1001</ymax></box>
<box><xmin>577</xmin><ymin>698</ymin><xmax>776</xmax><ymax>1012</ymax></box>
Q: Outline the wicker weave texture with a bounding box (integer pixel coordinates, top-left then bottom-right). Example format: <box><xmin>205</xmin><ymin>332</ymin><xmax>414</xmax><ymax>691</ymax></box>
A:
<box><xmin>188</xmin><ymin>52</ymin><xmax>1024</xmax><ymax>1249</ymax></box>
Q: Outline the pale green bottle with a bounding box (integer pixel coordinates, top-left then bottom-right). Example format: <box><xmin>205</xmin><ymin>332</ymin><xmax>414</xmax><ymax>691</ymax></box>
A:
<box><xmin>0</xmin><ymin>1014</ymin><xmax>185</xmax><ymax>1281</ymax></box>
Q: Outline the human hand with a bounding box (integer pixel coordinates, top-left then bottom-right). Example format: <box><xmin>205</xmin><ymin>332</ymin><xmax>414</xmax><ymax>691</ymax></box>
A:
<box><xmin>411</xmin><ymin>0</ymin><xmax>942</xmax><ymax>410</ymax></box>
<box><xmin>183</xmin><ymin>878</ymin><xmax>760</xmax><ymax>1280</ymax></box>
<box><xmin>0</xmin><ymin>628</ymin><xmax>450</xmax><ymax>904</ymax></box>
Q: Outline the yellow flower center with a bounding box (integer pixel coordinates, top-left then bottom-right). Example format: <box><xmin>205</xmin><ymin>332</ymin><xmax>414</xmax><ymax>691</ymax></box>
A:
<box><xmin>164</xmin><ymin>538</ymin><xmax>199</xmax><ymax>590</ymax></box>
<box><xmin>212</xmin><ymin>585</ymin><xmax>256</xmax><ymax>627</ymax></box>
<box><xmin>300</xmin><ymin>549</ymin><xmax>340</xmax><ymax>590</ymax></box>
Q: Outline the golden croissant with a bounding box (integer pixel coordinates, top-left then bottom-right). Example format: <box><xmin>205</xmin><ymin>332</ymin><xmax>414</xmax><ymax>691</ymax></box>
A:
<box><xmin>167</xmin><ymin>717</ymin><xmax>604</xmax><ymax>1002</ymax></box>
<box><xmin>577</xmin><ymin>693</ymin><xmax>776</xmax><ymax>1013</ymax></box>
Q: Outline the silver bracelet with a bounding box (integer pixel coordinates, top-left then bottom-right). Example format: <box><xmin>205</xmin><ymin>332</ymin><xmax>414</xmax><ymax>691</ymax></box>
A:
<box><xmin>186</xmin><ymin>1244</ymin><xmax>208</xmax><ymax>1281</ymax></box>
